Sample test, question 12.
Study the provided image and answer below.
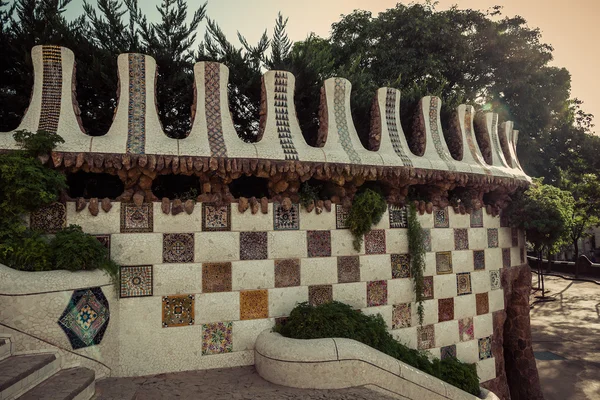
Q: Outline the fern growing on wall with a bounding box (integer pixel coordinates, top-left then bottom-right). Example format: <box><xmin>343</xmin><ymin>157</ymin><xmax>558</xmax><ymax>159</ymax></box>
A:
<box><xmin>407</xmin><ymin>203</ymin><xmax>426</xmax><ymax>325</ymax></box>
<box><xmin>347</xmin><ymin>188</ymin><xmax>387</xmax><ymax>251</ymax></box>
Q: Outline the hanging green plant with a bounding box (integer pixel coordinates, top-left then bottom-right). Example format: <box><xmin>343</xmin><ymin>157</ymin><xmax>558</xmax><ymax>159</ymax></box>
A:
<box><xmin>299</xmin><ymin>181</ymin><xmax>321</xmax><ymax>209</ymax></box>
<box><xmin>407</xmin><ymin>203</ymin><xmax>426</xmax><ymax>325</ymax></box>
<box><xmin>347</xmin><ymin>188</ymin><xmax>387</xmax><ymax>251</ymax></box>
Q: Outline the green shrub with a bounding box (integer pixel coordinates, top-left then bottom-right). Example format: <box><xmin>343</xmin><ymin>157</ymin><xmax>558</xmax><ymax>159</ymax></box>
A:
<box><xmin>13</xmin><ymin>129</ymin><xmax>65</xmax><ymax>157</ymax></box>
<box><xmin>347</xmin><ymin>188</ymin><xmax>387</xmax><ymax>251</ymax></box>
<box><xmin>0</xmin><ymin>231</ymin><xmax>53</xmax><ymax>271</ymax></box>
<box><xmin>276</xmin><ymin>301</ymin><xmax>480</xmax><ymax>396</ymax></box>
<box><xmin>407</xmin><ymin>203</ymin><xmax>426</xmax><ymax>325</ymax></box>
<box><xmin>299</xmin><ymin>181</ymin><xmax>321</xmax><ymax>209</ymax></box>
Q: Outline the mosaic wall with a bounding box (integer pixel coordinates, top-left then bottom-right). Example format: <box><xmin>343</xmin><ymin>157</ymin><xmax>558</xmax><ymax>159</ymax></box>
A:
<box><xmin>428</xmin><ymin>97</ymin><xmax>457</xmax><ymax>171</ymax></box>
<box><xmin>39</xmin><ymin>45</ymin><xmax>63</xmax><ymax>133</ymax></box>
<box><xmin>126</xmin><ymin>53</ymin><xmax>146</xmax><ymax>154</ymax></box>
<box><xmin>204</xmin><ymin>62</ymin><xmax>228</xmax><ymax>157</ymax></box>
<box><xmin>333</xmin><ymin>78</ymin><xmax>361</xmax><ymax>164</ymax></box>
<box><xmin>273</xmin><ymin>72</ymin><xmax>299</xmax><ymax>161</ymax></box>
<box><xmin>30</xmin><ymin>201</ymin><xmax>522</xmax><ymax>378</ymax></box>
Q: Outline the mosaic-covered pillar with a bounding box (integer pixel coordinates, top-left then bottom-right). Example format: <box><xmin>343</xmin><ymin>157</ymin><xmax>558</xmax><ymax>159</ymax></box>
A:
<box><xmin>501</xmin><ymin>122</ymin><xmax>530</xmax><ymax>182</ymax></box>
<box><xmin>180</xmin><ymin>62</ymin><xmax>257</xmax><ymax>159</ymax></box>
<box><xmin>254</xmin><ymin>71</ymin><xmax>325</xmax><ymax>162</ymax></box>
<box><xmin>484</xmin><ymin>113</ymin><xmax>516</xmax><ymax>178</ymax></box>
<box><xmin>456</xmin><ymin>104</ymin><xmax>492</xmax><ymax>176</ymax></box>
<box><xmin>317</xmin><ymin>78</ymin><xmax>383</xmax><ymax>166</ymax></box>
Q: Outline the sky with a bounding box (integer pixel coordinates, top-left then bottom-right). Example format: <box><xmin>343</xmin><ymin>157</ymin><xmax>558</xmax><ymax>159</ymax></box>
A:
<box><xmin>61</xmin><ymin>0</ymin><xmax>599</xmax><ymax>134</ymax></box>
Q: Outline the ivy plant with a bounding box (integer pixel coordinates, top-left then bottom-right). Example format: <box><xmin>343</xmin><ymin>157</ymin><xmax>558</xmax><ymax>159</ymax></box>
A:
<box><xmin>407</xmin><ymin>203</ymin><xmax>426</xmax><ymax>325</ymax></box>
<box><xmin>347</xmin><ymin>188</ymin><xmax>387</xmax><ymax>251</ymax></box>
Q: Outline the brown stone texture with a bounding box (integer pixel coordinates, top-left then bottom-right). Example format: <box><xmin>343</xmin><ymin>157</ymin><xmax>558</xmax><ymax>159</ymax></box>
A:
<box><xmin>88</xmin><ymin>198</ymin><xmax>99</xmax><ymax>216</ymax></box>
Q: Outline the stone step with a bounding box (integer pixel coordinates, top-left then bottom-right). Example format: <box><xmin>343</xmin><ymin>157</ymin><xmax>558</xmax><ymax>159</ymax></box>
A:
<box><xmin>19</xmin><ymin>367</ymin><xmax>95</xmax><ymax>400</ymax></box>
<box><xmin>0</xmin><ymin>339</ymin><xmax>10</xmax><ymax>361</ymax></box>
<box><xmin>0</xmin><ymin>354</ymin><xmax>59</xmax><ymax>400</ymax></box>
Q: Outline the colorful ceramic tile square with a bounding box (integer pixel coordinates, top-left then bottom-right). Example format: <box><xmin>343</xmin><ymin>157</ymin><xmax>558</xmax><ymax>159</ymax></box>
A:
<box><xmin>423</xmin><ymin>276</ymin><xmax>434</xmax><ymax>300</ymax></box>
<box><xmin>202</xmin><ymin>263</ymin><xmax>232</xmax><ymax>293</ymax></box>
<box><xmin>436</xmin><ymin>251</ymin><xmax>453</xmax><ymax>275</ymax></box>
<box><xmin>476</xmin><ymin>292</ymin><xmax>489</xmax><ymax>315</ymax></box>
<box><xmin>240</xmin><ymin>290</ymin><xmax>269</xmax><ymax>320</ymax></box>
<box><xmin>487</xmin><ymin>228</ymin><xmax>499</xmax><ymax>248</ymax></box>
<box><xmin>163</xmin><ymin>233</ymin><xmax>194</xmax><ymax>263</ymax></box>
<box><xmin>392</xmin><ymin>303</ymin><xmax>411</xmax><ymax>329</ymax></box>
<box><xmin>470</xmin><ymin>209</ymin><xmax>483</xmax><ymax>228</ymax></box>
<box><xmin>441</xmin><ymin>344</ymin><xmax>457</xmax><ymax>360</ymax></box>
<box><xmin>365</xmin><ymin>229</ymin><xmax>386</xmax><ymax>254</ymax></box>
<box><xmin>434</xmin><ymin>208</ymin><xmax>449</xmax><ymax>228</ymax></box>
<box><xmin>459</xmin><ymin>317</ymin><xmax>474</xmax><ymax>342</ymax></box>
<box><xmin>240</xmin><ymin>232</ymin><xmax>268</xmax><ymax>260</ymax></box>
<box><xmin>202</xmin><ymin>203</ymin><xmax>231</xmax><ymax>231</ymax></box>
<box><xmin>456</xmin><ymin>272</ymin><xmax>472</xmax><ymax>296</ymax></box>
<box><xmin>423</xmin><ymin>229</ymin><xmax>432</xmax><ymax>252</ymax></box>
<box><xmin>502</xmin><ymin>248</ymin><xmax>511</xmax><ymax>268</ymax></box>
<box><xmin>309</xmin><ymin>285</ymin><xmax>333</xmax><ymax>306</ymax></box>
<box><xmin>454</xmin><ymin>228</ymin><xmax>469</xmax><ymax>250</ymax></box>
<box><xmin>120</xmin><ymin>203</ymin><xmax>153</xmax><ymax>233</ymax></box>
<box><xmin>479</xmin><ymin>336</ymin><xmax>493</xmax><ymax>360</ymax></box>
<box><xmin>511</xmin><ymin>228</ymin><xmax>519</xmax><ymax>247</ymax></box>
<box><xmin>473</xmin><ymin>250</ymin><xmax>486</xmax><ymax>270</ymax></box>
<box><xmin>162</xmin><ymin>294</ymin><xmax>194</xmax><ymax>327</ymax></box>
<box><xmin>391</xmin><ymin>254</ymin><xmax>411</xmax><ymax>279</ymax></box>
<box><xmin>274</xmin><ymin>259</ymin><xmax>300</xmax><ymax>288</ymax></box>
<box><xmin>274</xmin><ymin>202</ymin><xmax>299</xmax><ymax>230</ymax></box>
<box><xmin>336</xmin><ymin>204</ymin><xmax>349</xmax><ymax>229</ymax></box>
<box><xmin>367</xmin><ymin>280</ymin><xmax>388</xmax><ymax>307</ymax></box>
<box><xmin>120</xmin><ymin>266</ymin><xmax>153</xmax><ymax>298</ymax></box>
<box><xmin>490</xmin><ymin>270</ymin><xmax>501</xmax><ymax>290</ymax></box>
<box><xmin>202</xmin><ymin>322</ymin><xmax>233</xmax><ymax>355</ymax></box>
<box><xmin>57</xmin><ymin>287</ymin><xmax>109</xmax><ymax>349</ymax></box>
<box><xmin>389</xmin><ymin>205</ymin><xmax>408</xmax><ymax>228</ymax></box>
<box><xmin>438</xmin><ymin>298</ymin><xmax>454</xmax><ymax>322</ymax></box>
<box><xmin>307</xmin><ymin>230</ymin><xmax>332</xmax><ymax>257</ymax></box>
<box><xmin>337</xmin><ymin>256</ymin><xmax>360</xmax><ymax>283</ymax></box>
<box><xmin>95</xmin><ymin>235</ymin><xmax>111</xmax><ymax>258</ymax></box>
<box><xmin>30</xmin><ymin>202</ymin><xmax>66</xmax><ymax>233</ymax></box>
<box><xmin>417</xmin><ymin>324</ymin><xmax>435</xmax><ymax>350</ymax></box>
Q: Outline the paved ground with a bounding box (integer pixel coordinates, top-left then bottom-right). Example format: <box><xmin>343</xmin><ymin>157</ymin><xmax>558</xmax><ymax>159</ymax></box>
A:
<box><xmin>530</xmin><ymin>273</ymin><xmax>600</xmax><ymax>400</ymax></box>
<box><xmin>93</xmin><ymin>366</ymin><xmax>394</xmax><ymax>400</ymax></box>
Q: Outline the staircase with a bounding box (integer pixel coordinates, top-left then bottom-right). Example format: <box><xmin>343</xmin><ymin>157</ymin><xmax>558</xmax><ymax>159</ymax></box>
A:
<box><xmin>0</xmin><ymin>334</ymin><xmax>95</xmax><ymax>400</ymax></box>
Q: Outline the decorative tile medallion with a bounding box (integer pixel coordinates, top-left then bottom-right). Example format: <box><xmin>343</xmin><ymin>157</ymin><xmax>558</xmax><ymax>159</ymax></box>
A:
<box><xmin>456</xmin><ymin>272</ymin><xmax>472</xmax><ymax>296</ymax></box>
<box><xmin>273</xmin><ymin>203</ymin><xmax>299</xmax><ymax>230</ymax></box>
<box><xmin>120</xmin><ymin>203</ymin><xmax>153</xmax><ymax>233</ymax></box>
<box><xmin>490</xmin><ymin>270</ymin><xmax>501</xmax><ymax>290</ymax></box>
<box><xmin>454</xmin><ymin>228</ymin><xmax>469</xmax><ymax>250</ymax></box>
<box><xmin>126</xmin><ymin>53</ymin><xmax>146</xmax><ymax>154</ymax></box>
<box><xmin>438</xmin><ymin>298</ymin><xmax>454</xmax><ymax>322</ymax></box>
<box><xmin>333</xmin><ymin>78</ymin><xmax>362</xmax><ymax>164</ymax></box>
<box><xmin>470</xmin><ymin>209</ymin><xmax>483</xmax><ymax>228</ymax></box>
<box><xmin>392</xmin><ymin>303</ymin><xmax>412</xmax><ymax>329</ymax></box>
<box><xmin>511</xmin><ymin>228</ymin><xmax>519</xmax><ymax>247</ymax></box>
<box><xmin>487</xmin><ymin>228</ymin><xmax>499</xmax><ymax>248</ymax></box>
<box><xmin>336</xmin><ymin>204</ymin><xmax>350</xmax><ymax>229</ymax></box>
<box><xmin>389</xmin><ymin>205</ymin><xmax>408</xmax><ymax>228</ymax></box>
<box><xmin>502</xmin><ymin>248</ymin><xmax>511</xmax><ymax>268</ymax></box>
<box><xmin>422</xmin><ymin>276</ymin><xmax>434</xmax><ymax>300</ymax></box>
<box><xmin>308</xmin><ymin>285</ymin><xmax>333</xmax><ymax>307</ymax></box>
<box><xmin>434</xmin><ymin>208</ymin><xmax>449</xmax><ymax>228</ymax></box>
<box><xmin>423</xmin><ymin>229</ymin><xmax>432</xmax><ymax>252</ymax></box>
<box><xmin>428</xmin><ymin>97</ymin><xmax>457</xmax><ymax>171</ymax></box>
<box><xmin>273</xmin><ymin>71</ymin><xmax>299</xmax><ymax>160</ymax></box>
<box><xmin>307</xmin><ymin>230</ymin><xmax>332</xmax><ymax>258</ymax></box>
<box><xmin>436</xmin><ymin>251</ymin><xmax>453</xmax><ymax>275</ymax></box>
<box><xmin>120</xmin><ymin>266</ymin><xmax>153</xmax><ymax>298</ymax></box>
<box><xmin>479</xmin><ymin>336</ymin><xmax>493</xmax><ymax>360</ymax></box>
<box><xmin>274</xmin><ymin>259</ymin><xmax>301</xmax><ymax>288</ymax></box>
<box><xmin>39</xmin><ymin>46</ymin><xmax>62</xmax><ymax>134</ymax></box>
<box><xmin>417</xmin><ymin>324</ymin><xmax>435</xmax><ymax>350</ymax></box>
<box><xmin>163</xmin><ymin>233</ymin><xmax>194</xmax><ymax>263</ymax></box>
<box><xmin>202</xmin><ymin>203</ymin><xmax>231</xmax><ymax>231</ymax></box>
<box><xmin>337</xmin><ymin>256</ymin><xmax>360</xmax><ymax>283</ymax></box>
<box><xmin>202</xmin><ymin>263</ymin><xmax>232</xmax><ymax>293</ymax></box>
<box><xmin>240</xmin><ymin>232</ymin><xmax>268</xmax><ymax>260</ymax></box>
<box><xmin>385</xmin><ymin>89</ymin><xmax>413</xmax><ymax>166</ymax></box>
<box><xmin>204</xmin><ymin>62</ymin><xmax>228</xmax><ymax>157</ymax></box>
<box><xmin>476</xmin><ymin>292</ymin><xmax>489</xmax><ymax>315</ymax></box>
<box><xmin>367</xmin><ymin>280</ymin><xmax>388</xmax><ymax>307</ymax></box>
<box><xmin>459</xmin><ymin>317</ymin><xmax>474</xmax><ymax>342</ymax></box>
<box><xmin>202</xmin><ymin>322</ymin><xmax>232</xmax><ymax>355</ymax></box>
<box><xmin>30</xmin><ymin>202</ymin><xmax>66</xmax><ymax>233</ymax></box>
<box><xmin>240</xmin><ymin>289</ymin><xmax>269</xmax><ymax>320</ymax></box>
<box><xmin>162</xmin><ymin>294</ymin><xmax>195</xmax><ymax>328</ymax></box>
<box><xmin>473</xmin><ymin>250</ymin><xmax>486</xmax><ymax>270</ymax></box>
<box><xmin>365</xmin><ymin>229</ymin><xmax>386</xmax><ymax>254</ymax></box>
<box><xmin>391</xmin><ymin>254</ymin><xmax>411</xmax><ymax>279</ymax></box>
<box><xmin>58</xmin><ymin>287</ymin><xmax>109</xmax><ymax>349</ymax></box>
<box><xmin>94</xmin><ymin>235</ymin><xmax>111</xmax><ymax>258</ymax></box>
<box><xmin>441</xmin><ymin>344</ymin><xmax>457</xmax><ymax>360</ymax></box>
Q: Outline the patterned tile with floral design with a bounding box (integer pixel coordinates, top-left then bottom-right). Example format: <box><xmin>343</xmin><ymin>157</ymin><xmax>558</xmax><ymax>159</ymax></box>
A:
<box><xmin>454</xmin><ymin>228</ymin><xmax>469</xmax><ymax>250</ymax></box>
<box><xmin>307</xmin><ymin>230</ymin><xmax>331</xmax><ymax>257</ymax></box>
<box><xmin>367</xmin><ymin>280</ymin><xmax>387</xmax><ymax>307</ymax></box>
<box><xmin>490</xmin><ymin>270</ymin><xmax>501</xmax><ymax>290</ymax></box>
<box><xmin>456</xmin><ymin>272</ymin><xmax>472</xmax><ymax>296</ymax></box>
<box><xmin>31</xmin><ymin>202</ymin><xmax>66</xmax><ymax>233</ymax></box>
<box><xmin>202</xmin><ymin>322</ymin><xmax>232</xmax><ymax>355</ymax></box>
<box><xmin>274</xmin><ymin>259</ymin><xmax>300</xmax><ymax>288</ymax></box>
<box><xmin>337</xmin><ymin>256</ymin><xmax>361</xmax><ymax>283</ymax></box>
<box><xmin>423</xmin><ymin>276</ymin><xmax>434</xmax><ymax>300</ymax></box>
<box><xmin>479</xmin><ymin>336</ymin><xmax>493</xmax><ymax>360</ymax></box>
<box><xmin>434</xmin><ymin>208</ymin><xmax>449</xmax><ymax>228</ymax></box>
<box><xmin>459</xmin><ymin>317</ymin><xmax>474</xmax><ymax>342</ymax></box>
<box><xmin>436</xmin><ymin>251</ymin><xmax>453</xmax><ymax>275</ymax></box>
<box><xmin>441</xmin><ymin>344</ymin><xmax>457</xmax><ymax>360</ymax></box>
<box><xmin>392</xmin><ymin>303</ymin><xmax>411</xmax><ymax>329</ymax></box>
<box><xmin>309</xmin><ymin>285</ymin><xmax>333</xmax><ymax>306</ymax></box>
<box><xmin>162</xmin><ymin>295</ymin><xmax>194</xmax><ymax>328</ymax></box>
<box><xmin>240</xmin><ymin>232</ymin><xmax>268</xmax><ymax>260</ymax></box>
<box><xmin>470</xmin><ymin>209</ymin><xmax>483</xmax><ymax>228</ymax></box>
<box><xmin>274</xmin><ymin>203</ymin><xmax>299</xmax><ymax>230</ymax></box>
<box><xmin>202</xmin><ymin>263</ymin><xmax>232</xmax><ymax>293</ymax></box>
<box><xmin>336</xmin><ymin>205</ymin><xmax>349</xmax><ymax>229</ymax></box>
<box><xmin>202</xmin><ymin>203</ymin><xmax>231</xmax><ymax>231</ymax></box>
<box><xmin>163</xmin><ymin>233</ymin><xmax>194</xmax><ymax>263</ymax></box>
<box><xmin>473</xmin><ymin>250</ymin><xmax>486</xmax><ymax>270</ymax></box>
<box><xmin>487</xmin><ymin>228</ymin><xmax>499</xmax><ymax>248</ymax></box>
<box><xmin>365</xmin><ymin>229</ymin><xmax>386</xmax><ymax>254</ymax></box>
<box><xmin>389</xmin><ymin>205</ymin><xmax>408</xmax><ymax>228</ymax></box>
<box><xmin>120</xmin><ymin>265</ymin><xmax>153</xmax><ymax>298</ymax></box>
<box><xmin>240</xmin><ymin>290</ymin><xmax>269</xmax><ymax>320</ymax></box>
<box><xmin>121</xmin><ymin>203</ymin><xmax>153</xmax><ymax>233</ymax></box>
<box><xmin>391</xmin><ymin>254</ymin><xmax>411</xmax><ymax>279</ymax></box>
<box><xmin>502</xmin><ymin>248</ymin><xmax>511</xmax><ymax>268</ymax></box>
<box><xmin>418</xmin><ymin>324</ymin><xmax>435</xmax><ymax>349</ymax></box>
<box><xmin>438</xmin><ymin>298</ymin><xmax>454</xmax><ymax>322</ymax></box>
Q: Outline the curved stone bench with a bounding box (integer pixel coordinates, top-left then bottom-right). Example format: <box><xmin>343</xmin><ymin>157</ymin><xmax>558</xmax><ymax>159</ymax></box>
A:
<box><xmin>254</xmin><ymin>330</ymin><xmax>499</xmax><ymax>400</ymax></box>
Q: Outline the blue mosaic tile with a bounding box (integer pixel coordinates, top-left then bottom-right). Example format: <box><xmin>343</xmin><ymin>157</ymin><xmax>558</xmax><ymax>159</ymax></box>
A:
<box><xmin>58</xmin><ymin>287</ymin><xmax>110</xmax><ymax>349</ymax></box>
